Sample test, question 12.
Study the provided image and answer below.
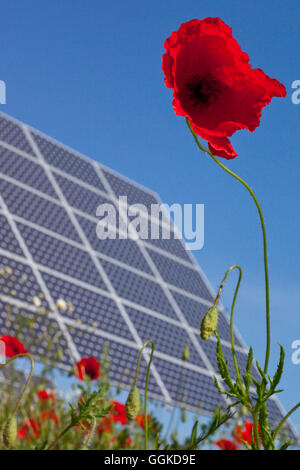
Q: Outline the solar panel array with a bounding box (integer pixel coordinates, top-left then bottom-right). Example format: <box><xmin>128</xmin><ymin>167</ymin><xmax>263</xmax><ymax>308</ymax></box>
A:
<box><xmin>0</xmin><ymin>112</ymin><xmax>296</xmax><ymax>438</ymax></box>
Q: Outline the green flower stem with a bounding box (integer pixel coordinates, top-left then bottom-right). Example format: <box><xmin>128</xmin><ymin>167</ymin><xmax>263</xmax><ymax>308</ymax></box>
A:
<box><xmin>134</xmin><ymin>340</ymin><xmax>155</xmax><ymax>450</ymax></box>
<box><xmin>46</xmin><ymin>422</ymin><xmax>74</xmax><ymax>450</ymax></box>
<box><xmin>252</xmin><ymin>410</ymin><xmax>261</xmax><ymax>450</ymax></box>
<box><xmin>0</xmin><ymin>353</ymin><xmax>34</xmax><ymax>415</ymax></box>
<box><xmin>186</xmin><ymin>118</ymin><xmax>271</xmax><ymax>375</ymax></box>
<box><xmin>272</xmin><ymin>402</ymin><xmax>300</xmax><ymax>441</ymax></box>
<box><xmin>216</xmin><ymin>265</ymin><xmax>245</xmax><ymax>395</ymax></box>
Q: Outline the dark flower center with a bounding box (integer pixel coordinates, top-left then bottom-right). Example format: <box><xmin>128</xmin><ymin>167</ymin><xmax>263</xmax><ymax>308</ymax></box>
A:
<box><xmin>186</xmin><ymin>74</ymin><xmax>221</xmax><ymax>108</ymax></box>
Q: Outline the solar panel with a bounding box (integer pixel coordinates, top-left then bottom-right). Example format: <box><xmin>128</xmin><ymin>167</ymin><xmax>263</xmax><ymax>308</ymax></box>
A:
<box><xmin>0</xmin><ymin>111</ymin><xmax>297</xmax><ymax>439</ymax></box>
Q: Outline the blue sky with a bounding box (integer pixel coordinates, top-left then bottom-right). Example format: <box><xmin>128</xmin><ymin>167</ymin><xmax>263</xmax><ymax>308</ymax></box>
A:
<box><xmin>1</xmin><ymin>0</ymin><xmax>299</xmax><ymax>437</ymax></box>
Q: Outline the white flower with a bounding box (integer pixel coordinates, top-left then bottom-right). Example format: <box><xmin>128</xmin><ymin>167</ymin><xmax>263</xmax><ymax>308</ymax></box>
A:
<box><xmin>32</xmin><ymin>296</ymin><xmax>41</xmax><ymax>307</ymax></box>
<box><xmin>56</xmin><ymin>299</ymin><xmax>67</xmax><ymax>311</ymax></box>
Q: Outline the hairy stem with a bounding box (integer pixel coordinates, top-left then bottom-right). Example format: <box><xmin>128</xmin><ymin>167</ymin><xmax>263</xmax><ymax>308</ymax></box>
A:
<box><xmin>272</xmin><ymin>402</ymin><xmax>300</xmax><ymax>441</ymax></box>
<box><xmin>0</xmin><ymin>353</ymin><xmax>34</xmax><ymax>415</ymax></box>
<box><xmin>134</xmin><ymin>340</ymin><xmax>155</xmax><ymax>450</ymax></box>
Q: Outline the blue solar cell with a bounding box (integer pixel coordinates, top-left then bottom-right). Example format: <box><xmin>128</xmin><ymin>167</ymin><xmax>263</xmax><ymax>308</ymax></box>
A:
<box><xmin>0</xmin><ymin>115</ymin><xmax>36</xmax><ymax>156</ymax></box>
<box><xmin>0</xmin><ymin>179</ymin><xmax>82</xmax><ymax>243</ymax></box>
<box><xmin>41</xmin><ymin>272</ymin><xmax>135</xmax><ymax>342</ymax></box>
<box><xmin>0</xmin><ymin>214</ymin><xmax>24</xmax><ymax>256</ymax></box>
<box><xmin>76</xmin><ymin>214</ymin><xmax>153</xmax><ymax>274</ymax></box>
<box><xmin>31</xmin><ymin>131</ymin><xmax>106</xmax><ymax>191</ymax></box>
<box><xmin>103</xmin><ymin>168</ymin><xmax>160</xmax><ymax>213</ymax></box>
<box><xmin>147</xmin><ymin>249</ymin><xmax>214</xmax><ymax>301</ymax></box>
<box><xmin>0</xmin><ymin>146</ymin><xmax>58</xmax><ymax>198</ymax></box>
<box><xmin>144</xmin><ymin>236</ymin><xmax>194</xmax><ymax>264</ymax></box>
<box><xmin>54</xmin><ymin>172</ymin><xmax>112</xmax><ymax>219</ymax></box>
<box><xmin>125</xmin><ymin>305</ymin><xmax>206</xmax><ymax>368</ymax></box>
<box><xmin>16</xmin><ymin>222</ymin><xmax>107</xmax><ymax>290</ymax></box>
<box><xmin>153</xmin><ymin>357</ymin><xmax>225</xmax><ymax>413</ymax></box>
<box><xmin>0</xmin><ymin>254</ymin><xmax>48</xmax><ymax>307</ymax></box>
<box><xmin>101</xmin><ymin>259</ymin><xmax>178</xmax><ymax>320</ymax></box>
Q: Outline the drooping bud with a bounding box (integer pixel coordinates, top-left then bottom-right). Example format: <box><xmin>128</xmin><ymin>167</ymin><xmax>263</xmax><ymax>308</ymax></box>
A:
<box><xmin>125</xmin><ymin>386</ymin><xmax>141</xmax><ymax>421</ymax></box>
<box><xmin>182</xmin><ymin>345</ymin><xmax>189</xmax><ymax>361</ymax></box>
<box><xmin>2</xmin><ymin>416</ymin><xmax>17</xmax><ymax>448</ymax></box>
<box><xmin>200</xmin><ymin>305</ymin><xmax>218</xmax><ymax>340</ymax></box>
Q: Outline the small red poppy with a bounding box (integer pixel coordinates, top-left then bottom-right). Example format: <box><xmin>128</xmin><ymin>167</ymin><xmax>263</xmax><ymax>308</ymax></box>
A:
<box><xmin>234</xmin><ymin>420</ymin><xmax>261</xmax><ymax>445</ymax></box>
<box><xmin>75</xmin><ymin>356</ymin><xmax>100</xmax><ymax>381</ymax></box>
<box><xmin>215</xmin><ymin>438</ymin><xmax>238</xmax><ymax>450</ymax></box>
<box><xmin>110</xmin><ymin>400</ymin><xmax>127</xmax><ymax>426</ymax></box>
<box><xmin>0</xmin><ymin>335</ymin><xmax>28</xmax><ymax>358</ymax></box>
<box><xmin>37</xmin><ymin>389</ymin><xmax>55</xmax><ymax>405</ymax></box>
<box><xmin>135</xmin><ymin>414</ymin><xmax>150</xmax><ymax>430</ymax></box>
<box><xmin>18</xmin><ymin>419</ymin><xmax>41</xmax><ymax>440</ymax></box>
<box><xmin>41</xmin><ymin>410</ymin><xmax>59</xmax><ymax>426</ymax></box>
<box><xmin>162</xmin><ymin>18</ymin><xmax>286</xmax><ymax>159</ymax></box>
<box><xmin>98</xmin><ymin>416</ymin><xmax>112</xmax><ymax>434</ymax></box>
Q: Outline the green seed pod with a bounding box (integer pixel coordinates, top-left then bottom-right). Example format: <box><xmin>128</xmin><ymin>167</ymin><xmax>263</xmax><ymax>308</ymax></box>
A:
<box><xmin>125</xmin><ymin>385</ymin><xmax>141</xmax><ymax>421</ymax></box>
<box><xmin>182</xmin><ymin>345</ymin><xmax>189</xmax><ymax>361</ymax></box>
<box><xmin>200</xmin><ymin>305</ymin><xmax>218</xmax><ymax>340</ymax></box>
<box><xmin>181</xmin><ymin>409</ymin><xmax>187</xmax><ymax>422</ymax></box>
<box><xmin>3</xmin><ymin>416</ymin><xmax>17</xmax><ymax>448</ymax></box>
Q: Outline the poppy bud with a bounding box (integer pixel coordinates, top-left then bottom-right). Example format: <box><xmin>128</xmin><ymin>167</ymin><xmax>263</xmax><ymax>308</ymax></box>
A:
<box><xmin>3</xmin><ymin>416</ymin><xmax>17</xmax><ymax>448</ymax></box>
<box><xmin>125</xmin><ymin>386</ymin><xmax>141</xmax><ymax>421</ymax></box>
<box><xmin>181</xmin><ymin>409</ymin><xmax>187</xmax><ymax>422</ymax></box>
<box><xmin>200</xmin><ymin>305</ymin><xmax>218</xmax><ymax>340</ymax></box>
<box><xmin>182</xmin><ymin>345</ymin><xmax>189</xmax><ymax>361</ymax></box>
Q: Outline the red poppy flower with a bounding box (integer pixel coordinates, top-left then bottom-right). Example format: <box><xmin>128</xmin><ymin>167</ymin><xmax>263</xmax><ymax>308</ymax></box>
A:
<box><xmin>75</xmin><ymin>356</ymin><xmax>100</xmax><ymax>381</ymax></box>
<box><xmin>0</xmin><ymin>335</ymin><xmax>28</xmax><ymax>358</ymax></box>
<box><xmin>37</xmin><ymin>389</ymin><xmax>55</xmax><ymax>405</ymax></box>
<box><xmin>18</xmin><ymin>419</ymin><xmax>41</xmax><ymax>440</ymax></box>
<box><xmin>110</xmin><ymin>434</ymin><xmax>133</xmax><ymax>448</ymax></box>
<box><xmin>41</xmin><ymin>410</ymin><xmax>59</xmax><ymax>426</ymax></box>
<box><xmin>98</xmin><ymin>416</ymin><xmax>112</xmax><ymax>434</ymax></box>
<box><xmin>234</xmin><ymin>420</ymin><xmax>261</xmax><ymax>445</ymax></box>
<box><xmin>110</xmin><ymin>400</ymin><xmax>127</xmax><ymax>426</ymax></box>
<box><xmin>135</xmin><ymin>414</ymin><xmax>150</xmax><ymax>430</ymax></box>
<box><xmin>215</xmin><ymin>438</ymin><xmax>238</xmax><ymax>450</ymax></box>
<box><xmin>162</xmin><ymin>18</ymin><xmax>286</xmax><ymax>159</ymax></box>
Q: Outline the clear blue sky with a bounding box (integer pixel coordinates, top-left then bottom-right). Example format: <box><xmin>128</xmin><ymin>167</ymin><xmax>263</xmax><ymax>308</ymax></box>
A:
<box><xmin>1</xmin><ymin>0</ymin><xmax>299</xmax><ymax>436</ymax></box>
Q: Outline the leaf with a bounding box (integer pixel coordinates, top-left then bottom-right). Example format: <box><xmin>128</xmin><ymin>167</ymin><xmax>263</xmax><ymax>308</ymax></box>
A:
<box><xmin>279</xmin><ymin>440</ymin><xmax>291</xmax><ymax>450</ymax></box>
<box><xmin>270</xmin><ymin>344</ymin><xmax>285</xmax><ymax>394</ymax></box>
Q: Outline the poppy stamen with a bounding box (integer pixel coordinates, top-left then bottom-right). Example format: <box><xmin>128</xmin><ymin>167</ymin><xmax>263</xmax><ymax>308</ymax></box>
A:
<box><xmin>186</xmin><ymin>74</ymin><xmax>221</xmax><ymax>108</ymax></box>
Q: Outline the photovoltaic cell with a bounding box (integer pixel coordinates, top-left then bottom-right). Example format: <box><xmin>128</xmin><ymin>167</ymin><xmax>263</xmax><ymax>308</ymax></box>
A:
<box><xmin>101</xmin><ymin>258</ymin><xmax>178</xmax><ymax>320</ymax></box>
<box><xmin>0</xmin><ymin>214</ymin><xmax>24</xmax><ymax>256</ymax></box>
<box><xmin>76</xmin><ymin>214</ymin><xmax>153</xmax><ymax>274</ymax></box>
<box><xmin>0</xmin><ymin>145</ymin><xmax>58</xmax><ymax>198</ymax></box>
<box><xmin>0</xmin><ymin>111</ymin><xmax>296</xmax><ymax>439</ymax></box>
<box><xmin>147</xmin><ymin>248</ymin><xmax>214</xmax><ymax>301</ymax></box>
<box><xmin>31</xmin><ymin>131</ymin><xmax>107</xmax><ymax>191</ymax></box>
<box><xmin>0</xmin><ymin>116</ymin><xmax>36</xmax><ymax>156</ymax></box>
<box><xmin>125</xmin><ymin>305</ymin><xmax>206</xmax><ymax>369</ymax></box>
<box><xmin>0</xmin><ymin>179</ymin><xmax>82</xmax><ymax>243</ymax></box>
